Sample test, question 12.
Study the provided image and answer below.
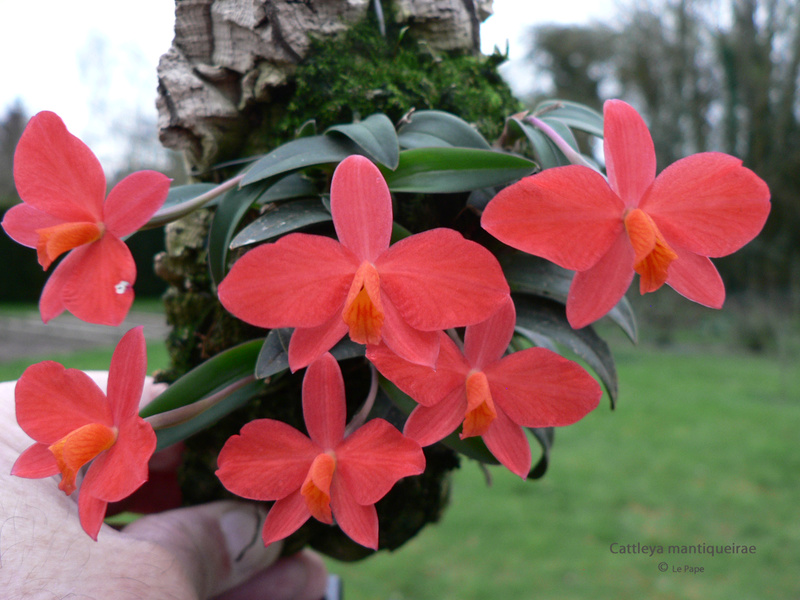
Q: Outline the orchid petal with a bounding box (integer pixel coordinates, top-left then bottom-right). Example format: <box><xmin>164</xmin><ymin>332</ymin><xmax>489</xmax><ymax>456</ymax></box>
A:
<box><xmin>481</xmin><ymin>167</ymin><xmax>624</xmax><ymax>271</ymax></box>
<box><xmin>59</xmin><ymin>234</ymin><xmax>136</xmax><ymax>326</ymax></box>
<box><xmin>303</xmin><ymin>353</ymin><xmax>346</xmax><ymax>449</ymax></box>
<box><xmin>13</xmin><ymin>111</ymin><xmax>105</xmax><ymax>222</ymax></box>
<box><xmin>11</xmin><ymin>443</ymin><xmax>59</xmax><ymax>478</ymax></box>
<box><xmin>216</xmin><ymin>419</ymin><xmax>318</xmax><ymax>501</ymax></box>
<box><xmin>603</xmin><ymin>99</ymin><xmax>656</xmax><ymax>207</ymax></box>
<box><xmin>219</xmin><ymin>233</ymin><xmax>358</xmax><ymax>329</ymax></box>
<box><xmin>403</xmin><ymin>388</ymin><xmax>467</xmax><ymax>446</ymax></box>
<box><xmin>666</xmin><ymin>246</ymin><xmax>725</xmax><ymax>308</ymax></box>
<box><xmin>107</xmin><ymin>327</ymin><xmax>147</xmax><ymax>424</ymax></box>
<box><xmin>14</xmin><ymin>362</ymin><xmax>111</xmax><ymax>443</ymax></box>
<box><xmin>482</xmin><ymin>409</ymin><xmax>531</xmax><ymax>479</ymax></box>
<box><xmin>288</xmin><ymin>317</ymin><xmax>349</xmax><ymax>373</ymax></box>
<box><xmin>330</xmin><ymin>477</ymin><xmax>379</xmax><ymax>550</ymax></box>
<box><xmin>336</xmin><ymin>418</ymin><xmax>425</xmax><ymax>505</ymax></box>
<box><xmin>486</xmin><ymin>348</ymin><xmax>601</xmax><ymax>427</ymax></box>
<box><xmin>463</xmin><ymin>297</ymin><xmax>516</xmax><ymax>369</ymax></box>
<box><xmin>367</xmin><ymin>334</ymin><xmax>467</xmax><ymax>407</ymax></box>
<box><xmin>566</xmin><ymin>233</ymin><xmax>635</xmax><ymax>329</ymax></box>
<box><xmin>78</xmin><ymin>493</ymin><xmax>108</xmax><ymax>541</ymax></box>
<box><xmin>81</xmin><ymin>417</ymin><xmax>156</xmax><ymax>502</ymax></box>
<box><xmin>377</xmin><ymin>228</ymin><xmax>510</xmax><ymax>330</ymax></box>
<box><xmin>378</xmin><ymin>295</ymin><xmax>440</xmax><ymax>368</ymax></box>
<box><xmin>38</xmin><ymin>252</ymin><xmax>72</xmax><ymax>322</ymax></box>
<box><xmin>641</xmin><ymin>153</ymin><xmax>771</xmax><ymax>257</ymax></box>
<box><xmin>331</xmin><ymin>155</ymin><xmax>392</xmax><ymax>261</ymax></box>
<box><xmin>262</xmin><ymin>490</ymin><xmax>311</xmax><ymax>546</ymax></box>
<box><xmin>103</xmin><ymin>170</ymin><xmax>171</xmax><ymax>237</ymax></box>
<box><xmin>1</xmin><ymin>203</ymin><xmax>65</xmax><ymax>248</ymax></box>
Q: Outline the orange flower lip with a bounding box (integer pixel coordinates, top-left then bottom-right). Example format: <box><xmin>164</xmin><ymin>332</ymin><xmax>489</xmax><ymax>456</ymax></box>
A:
<box><xmin>342</xmin><ymin>261</ymin><xmax>384</xmax><ymax>345</ymax></box>
<box><xmin>624</xmin><ymin>208</ymin><xmax>678</xmax><ymax>294</ymax></box>
<box><xmin>301</xmin><ymin>452</ymin><xmax>336</xmax><ymax>524</ymax></box>
<box><xmin>35</xmin><ymin>221</ymin><xmax>104</xmax><ymax>269</ymax></box>
<box><xmin>461</xmin><ymin>370</ymin><xmax>496</xmax><ymax>439</ymax></box>
<box><xmin>48</xmin><ymin>423</ymin><xmax>117</xmax><ymax>496</ymax></box>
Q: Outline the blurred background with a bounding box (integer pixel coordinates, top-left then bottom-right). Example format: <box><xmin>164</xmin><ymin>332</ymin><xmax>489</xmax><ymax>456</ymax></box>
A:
<box><xmin>1</xmin><ymin>1</ymin><xmax>798</xmax><ymax>598</ymax></box>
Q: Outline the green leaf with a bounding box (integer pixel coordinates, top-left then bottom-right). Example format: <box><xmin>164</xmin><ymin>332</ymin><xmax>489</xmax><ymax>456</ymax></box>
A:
<box><xmin>260</xmin><ymin>172</ymin><xmax>318</xmax><ymax>203</ymax></box>
<box><xmin>535</xmin><ymin>99</ymin><xmax>605</xmax><ymax>138</ymax></box>
<box><xmin>327</xmin><ymin>113</ymin><xmax>400</xmax><ymax>169</ymax></box>
<box><xmin>295</xmin><ymin>119</ymin><xmax>317</xmax><ymax>138</ymax></box>
<box><xmin>140</xmin><ymin>339</ymin><xmax>263</xmax><ymax>419</ymax></box>
<box><xmin>230</xmin><ymin>199</ymin><xmax>332</xmax><ymax>249</ymax></box>
<box><xmin>513</xmin><ymin>294</ymin><xmax>618</xmax><ymax>408</ymax></box>
<box><xmin>397</xmin><ymin>110</ymin><xmax>492</xmax><ymax>150</ymax></box>
<box><xmin>240</xmin><ymin>134</ymin><xmax>362</xmax><ymax>187</ymax></box>
<box><xmin>528</xmin><ymin>427</ymin><xmax>554</xmax><ymax>479</ymax></box>
<box><xmin>208</xmin><ymin>181</ymin><xmax>270</xmax><ymax>287</ymax></box>
<box><xmin>501</xmin><ymin>253</ymin><xmax>638</xmax><ymax>343</ymax></box>
<box><xmin>382</xmin><ymin>147</ymin><xmax>535</xmax><ymax>193</ymax></box>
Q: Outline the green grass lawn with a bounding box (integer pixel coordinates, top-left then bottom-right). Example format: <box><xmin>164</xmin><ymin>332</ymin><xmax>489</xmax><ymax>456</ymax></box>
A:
<box><xmin>0</xmin><ymin>342</ymin><xmax>169</xmax><ymax>382</ymax></box>
<box><xmin>327</xmin><ymin>345</ymin><xmax>800</xmax><ymax>600</ymax></box>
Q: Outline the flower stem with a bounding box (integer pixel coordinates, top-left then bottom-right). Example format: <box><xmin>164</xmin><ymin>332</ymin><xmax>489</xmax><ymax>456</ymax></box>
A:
<box><xmin>524</xmin><ymin>116</ymin><xmax>598</xmax><ymax>170</ymax></box>
<box><xmin>143</xmin><ymin>375</ymin><xmax>256</xmax><ymax>430</ymax></box>
<box><xmin>344</xmin><ymin>363</ymin><xmax>379</xmax><ymax>437</ymax></box>
<box><xmin>144</xmin><ymin>173</ymin><xmax>246</xmax><ymax>229</ymax></box>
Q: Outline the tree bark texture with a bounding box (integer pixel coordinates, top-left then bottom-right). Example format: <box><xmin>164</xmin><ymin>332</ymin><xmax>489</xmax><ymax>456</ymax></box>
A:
<box><xmin>157</xmin><ymin>0</ymin><xmax>493</xmax><ymax>172</ymax></box>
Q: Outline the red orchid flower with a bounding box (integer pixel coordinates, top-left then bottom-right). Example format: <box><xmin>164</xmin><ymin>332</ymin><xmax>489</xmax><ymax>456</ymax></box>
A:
<box><xmin>1</xmin><ymin>111</ymin><xmax>170</xmax><ymax>326</ymax></box>
<box><xmin>218</xmin><ymin>154</ymin><xmax>510</xmax><ymax>371</ymax></box>
<box><xmin>481</xmin><ymin>100</ymin><xmax>771</xmax><ymax>329</ymax></box>
<box><xmin>216</xmin><ymin>352</ymin><xmax>425</xmax><ymax>550</ymax></box>
<box><xmin>11</xmin><ymin>327</ymin><xmax>157</xmax><ymax>540</ymax></box>
<box><xmin>368</xmin><ymin>298</ymin><xmax>601</xmax><ymax>478</ymax></box>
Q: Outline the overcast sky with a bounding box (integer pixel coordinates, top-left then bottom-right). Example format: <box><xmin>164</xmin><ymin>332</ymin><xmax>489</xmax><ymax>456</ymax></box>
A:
<box><xmin>1</xmin><ymin>0</ymin><xmax>616</xmax><ymax>166</ymax></box>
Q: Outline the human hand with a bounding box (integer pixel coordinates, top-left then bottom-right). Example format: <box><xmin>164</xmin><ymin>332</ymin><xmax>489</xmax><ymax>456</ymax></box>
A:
<box><xmin>0</xmin><ymin>372</ymin><xmax>329</xmax><ymax>600</ymax></box>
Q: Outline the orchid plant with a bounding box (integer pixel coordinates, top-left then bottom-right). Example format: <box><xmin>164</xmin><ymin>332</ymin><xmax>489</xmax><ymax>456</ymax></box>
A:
<box><xmin>3</xmin><ymin>100</ymin><xmax>769</xmax><ymax>554</ymax></box>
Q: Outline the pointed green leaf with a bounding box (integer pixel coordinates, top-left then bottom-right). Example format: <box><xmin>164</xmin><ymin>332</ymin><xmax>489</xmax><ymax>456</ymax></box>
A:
<box><xmin>241</xmin><ymin>134</ymin><xmax>362</xmax><ymax>186</ymax></box>
<box><xmin>295</xmin><ymin>119</ymin><xmax>317</xmax><ymax>138</ymax></box>
<box><xmin>397</xmin><ymin>110</ymin><xmax>491</xmax><ymax>150</ymax></box>
<box><xmin>327</xmin><ymin>113</ymin><xmax>400</xmax><ymax>170</ymax></box>
<box><xmin>382</xmin><ymin>147</ymin><xmax>535</xmax><ymax>193</ymax></box>
<box><xmin>535</xmin><ymin>100</ymin><xmax>605</xmax><ymax>138</ymax></box>
<box><xmin>230</xmin><ymin>199</ymin><xmax>332</xmax><ymax>249</ymax></box>
<box><xmin>513</xmin><ymin>294</ymin><xmax>618</xmax><ymax>408</ymax></box>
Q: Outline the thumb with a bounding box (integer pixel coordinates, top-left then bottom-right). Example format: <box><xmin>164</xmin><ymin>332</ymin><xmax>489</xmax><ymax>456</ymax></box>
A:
<box><xmin>123</xmin><ymin>500</ymin><xmax>281</xmax><ymax>599</ymax></box>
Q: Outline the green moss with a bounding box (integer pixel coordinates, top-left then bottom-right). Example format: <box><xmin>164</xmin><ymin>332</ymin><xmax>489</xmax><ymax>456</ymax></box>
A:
<box><xmin>243</xmin><ymin>14</ymin><xmax>522</xmax><ymax>155</ymax></box>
